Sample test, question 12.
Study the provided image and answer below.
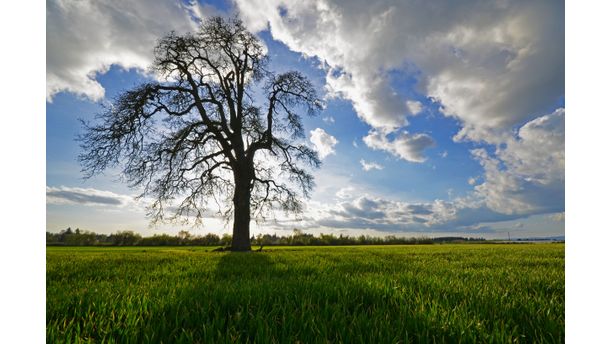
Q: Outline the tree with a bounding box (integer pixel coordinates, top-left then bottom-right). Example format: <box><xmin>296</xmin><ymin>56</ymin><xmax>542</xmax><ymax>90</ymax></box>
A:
<box><xmin>110</xmin><ymin>231</ymin><xmax>142</xmax><ymax>246</ymax></box>
<box><xmin>177</xmin><ymin>230</ymin><xmax>192</xmax><ymax>244</ymax></box>
<box><xmin>79</xmin><ymin>17</ymin><xmax>322</xmax><ymax>251</ymax></box>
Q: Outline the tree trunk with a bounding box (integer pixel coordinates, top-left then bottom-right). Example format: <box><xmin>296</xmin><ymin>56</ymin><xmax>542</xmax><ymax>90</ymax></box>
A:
<box><xmin>231</xmin><ymin>173</ymin><xmax>252</xmax><ymax>251</ymax></box>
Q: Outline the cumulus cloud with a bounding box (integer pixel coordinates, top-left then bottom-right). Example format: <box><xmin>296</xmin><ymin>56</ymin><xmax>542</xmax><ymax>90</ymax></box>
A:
<box><xmin>363</xmin><ymin>130</ymin><xmax>434</xmax><ymax>163</ymax></box>
<box><xmin>46</xmin><ymin>1</ymin><xmax>564</xmax><ymax>233</ymax></box>
<box><xmin>306</xmin><ymin>108</ymin><xmax>564</xmax><ymax>233</ymax></box>
<box><xmin>359</xmin><ymin>159</ymin><xmax>383</xmax><ymax>171</ymax></box>
<box><xmin>325</xmin><ymin>69</ymin><xmax>408</xmax><ymax>129</ymax></box>
<box><xmin>47</xmin><ymin>0</ymin><xmax>206</xmax><ymax>102</ymax></box>
<box><xmin>471</xmin><ymin>109</ymin><xmax>565</xmax><ymax>215</ymax></box>
<box><xmin>279</xmin><ymin>111</ymin><xmax>563</xmax><ymax>234</ymax></box>
<box><xmin>46</xmin><ymin>186</ymin><xmax>134</xmax><ymax>206</ymax></box>
<box><xmin>235</xmin><ymin>0</ymin><xmax>563</xmax><ymax>140</ymax></box>
<box><xmin>311</xmin><ymin>194</ymin><xmax>517</xmax><ymax>233</ymax></box>
<box><xmin>309</xmin><ymin>128</ymin><xmax>338</xmax><ymax>159</ymax></box>
<box><xmin>406</xmin><ymin>100</ymin><xmax>423</xmax><ymax>115</ymax></box>
<box><xmin>235</xmin><ymin>0</ymin><xmax>563</xmax><ymax>224</ymax></box>
<box><xmin>335</xmin><ymin>186</ymin><xmax>354</xmax><ymax>199</ymax></box>
<box><xmin>235</xmin><ymin>0</ymin><xmax>407</xmax><ymax>130</ymax></box>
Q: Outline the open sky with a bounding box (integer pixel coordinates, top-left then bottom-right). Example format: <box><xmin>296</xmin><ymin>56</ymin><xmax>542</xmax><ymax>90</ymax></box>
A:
<box><xmin>46</xmin><ymin>0</ymin><xmax>564</xmax><ymax>239</ymax></box>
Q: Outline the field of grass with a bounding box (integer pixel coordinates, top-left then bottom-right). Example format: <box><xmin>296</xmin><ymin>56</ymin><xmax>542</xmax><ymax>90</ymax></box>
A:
<box><xmin>47</xmin><ymin>244</ymin><xmax>564</xmax><ymax>343</ymax></box>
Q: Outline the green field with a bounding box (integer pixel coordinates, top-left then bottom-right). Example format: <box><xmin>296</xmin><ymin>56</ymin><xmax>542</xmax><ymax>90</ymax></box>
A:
<box><xmin>47</xmin><ymin>244</ymin><xmax>564</xmax><ymax>343</ymax></box>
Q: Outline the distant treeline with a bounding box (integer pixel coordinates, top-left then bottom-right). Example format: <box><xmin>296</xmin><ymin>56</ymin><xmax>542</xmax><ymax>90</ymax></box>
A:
<box><xmin>46</xmin><ymin>227</ymin><xmax>486</xmax><ymax>247</ymax></box>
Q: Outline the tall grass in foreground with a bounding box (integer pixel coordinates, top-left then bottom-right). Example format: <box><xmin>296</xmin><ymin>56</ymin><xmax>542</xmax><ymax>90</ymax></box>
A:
<box><xmin>47</xmin><ymin>244</ymin><xmax>564</xmax><ymax>343</ymax></box>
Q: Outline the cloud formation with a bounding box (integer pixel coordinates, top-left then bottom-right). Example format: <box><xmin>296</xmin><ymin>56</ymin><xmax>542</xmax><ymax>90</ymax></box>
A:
<box><xmin>47</xmin><ymin>0</ymin><xmax>205</xmax><ymax>101</ymax></box>
<box><xmin>235</xmin><ymin>0</ymin><xmax>563</xmax><ymax>220</ymax></box>
<box><xmin>309</xmin><ymin>128</ymin><xmax>338</xmax><ymax>159</ymax></box>
<box><xmin>300</xmin><ymin>108</ymin><xmax>564</xmax><ymax>233</ymax></box>
<box><xmin>363</xmin><ymin>130</ymin><xmax>435</xmax><ymax>163</ymax></box>
<box><xmin>45</xmin><ymin>1</ymin><xmax>563</xmax><ymax>235</ymax></box>
<box><xmin>235</xmin><ymin>0</ymin><xmax>562</xmax><ymax>138</ymax></box>
<box><xmin>47</xmin><ymin>186</ymin><xmax>134</xmax><ymax>207</ymax></box>
<box><xmin>471</xmin><ymin>108</ymin><xmax>565</xmax><ymax>215</ymax></box>
<box><xmin>359</xmin><ymin>159</ymin><xmax>383</xmax><ymax>171</ymax></box>
<box><xmin>406</xmin><ymin>100</ymin><xmax>423</xmax><ymax>116</ymax></box>
<box><xmin>310</xmin><ymin>195</ymin><xmax>518</xmax><ymax>233</ymax></box>
<box><xmin>322</xmin><ymin>116</ymin><xmax>335</xmax><ymax>124</ymax></box>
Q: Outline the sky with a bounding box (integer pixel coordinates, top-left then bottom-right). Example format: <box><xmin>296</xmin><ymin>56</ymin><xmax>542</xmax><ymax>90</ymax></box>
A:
<box><xmin>46</xmin><ymin>0</ymin><xmax>565</xmax><ymax>239</ymax></box>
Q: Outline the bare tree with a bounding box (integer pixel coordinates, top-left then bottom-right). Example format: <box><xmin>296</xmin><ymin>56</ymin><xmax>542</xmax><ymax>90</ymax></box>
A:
<box><xmin>79</xmin><ymin>17</ymin><xmax>323</xmax><ymax>251</ymax></box>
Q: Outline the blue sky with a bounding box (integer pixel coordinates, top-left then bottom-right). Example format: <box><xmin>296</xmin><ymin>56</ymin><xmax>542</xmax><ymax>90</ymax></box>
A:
<box><xmin>46</xmin><ymin>0</ymin><xmax>565</xmax><ymax>239</ymax></box>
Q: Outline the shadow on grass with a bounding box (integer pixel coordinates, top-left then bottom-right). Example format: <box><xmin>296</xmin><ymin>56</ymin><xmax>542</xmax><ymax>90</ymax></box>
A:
<box><xmin>138</xmin><ymin>251</ymin><xmax>474</xmax><ymax>344</ymax></box>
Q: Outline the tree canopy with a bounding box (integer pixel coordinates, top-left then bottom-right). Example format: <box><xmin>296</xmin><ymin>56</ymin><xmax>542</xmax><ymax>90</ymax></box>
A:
<box><xmin>79</xmin><ymin>16</ymin><xmax>323</xmax><ymax>251</ymax></box>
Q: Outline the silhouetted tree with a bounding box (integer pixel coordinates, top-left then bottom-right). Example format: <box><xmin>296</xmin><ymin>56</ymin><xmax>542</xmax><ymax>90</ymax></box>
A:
<box><xmin>79</xmin><ymin>17</ymin><xmax>323</xmax><ymax>251</ymax></box>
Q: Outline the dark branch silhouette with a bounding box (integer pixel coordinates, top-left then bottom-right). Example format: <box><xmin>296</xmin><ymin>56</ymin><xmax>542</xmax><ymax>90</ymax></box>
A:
<box><xmin>79</xmin><ymin>16</ymin><xmax>323</xmax><ymax>251</ymax></box>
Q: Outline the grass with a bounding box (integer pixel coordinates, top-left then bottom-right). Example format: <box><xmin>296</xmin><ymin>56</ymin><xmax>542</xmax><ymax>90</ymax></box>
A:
<box><xmin>47</xmin><ymin>244</ymin><xmax>564</xmax><ymax>343</ymax></box>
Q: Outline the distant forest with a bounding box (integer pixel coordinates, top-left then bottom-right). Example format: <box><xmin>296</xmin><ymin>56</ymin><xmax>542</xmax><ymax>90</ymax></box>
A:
<box><xmin>46</xmin><ymin>227</ymin><xmax>486</xmax><ymax>247</ymax></box>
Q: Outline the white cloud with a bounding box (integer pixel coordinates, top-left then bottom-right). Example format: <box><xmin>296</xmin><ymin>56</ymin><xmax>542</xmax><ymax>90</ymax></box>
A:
<box><xmin>363</xmin><ymin>130</ymin><xmax>434</xmax><ymax>163</ymax></box>
<box><xmin>304</xmin><ymin>109</ymin><xmax>564</xmax><ymax>233</ymax></box>
<box><xmin>234</xmin><ymin>0</ymin><xmax>563</xmax><ymax>166</ymax></box>
<box><xmin>406</xmin><ymin>100</ymin><xmax>423</xmax><ymax>115</ymax></box>
<box><xmin>550</xmin><ymin>212</ymin><xmax>565</xmax><ymax>222</ymax></box>
<box><xmin>235</xmin><ymin>0</ymin><xmax>563</xmax><ymax>142</ymax></box>
<box><xmin>335</xmin><ymin>186</ymin><xmax>354</xmax><ymax>200</ymax></box>
<box><xmin>311</xmin><ymin>195</ymin><xmax>518</xmax><ymax>233</ymax></box>
<box><xmin>46</xmin><ymin>186</ymin><xmax>134</xmax><ymax>207</ymax></box>
<box><xmin>47</xmin><ymin>0</ymin><xmax>206</xmax><ymax>102</ymax></box>
<box><xmin>359</xmin><ymin>159</ymin><xmax>383</xmax><ymax>171</ymax></box>
<box><xmin>309</xmin><ymin>128</ymin><xmax>338</xmax><ymax>159</ymax></box>
<box><xmin>471</xmin><ymin>109</ymin><xmax>564</xmax><ymax>215</ymax></box>
<box><xmin>235</xmin><ymin>0</ymin><xmax>409</xmax><ymax>130</ymax></box>
<box><xmin>235</xmin><ymin>0</ymin><xmax>563</xmax><ymax>222</ymax></box>
<box><xmin>46</xmin><ymin>1</ymin><xmax>564</xmax><ymax>234</ymax></box>
<box><xmin>323</xmin><ymin>116</ymin><xmax>335</xmax><ymax>124</ymax></box>
<box><xmin>325</xmin><ymin>69</ymin><xmax>408</xmax><ymax>129</ymax></box>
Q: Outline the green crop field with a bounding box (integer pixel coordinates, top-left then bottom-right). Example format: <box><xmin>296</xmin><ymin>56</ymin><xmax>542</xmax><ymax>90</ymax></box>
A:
<box><xmin>47</xmin><ymin>244</ymin><xmax>564</xmax><ymax>343</ymax></box>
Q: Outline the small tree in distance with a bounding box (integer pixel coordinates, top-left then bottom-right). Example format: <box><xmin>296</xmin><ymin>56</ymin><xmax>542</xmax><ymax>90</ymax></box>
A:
<box><xmin>79</xmin><ymin>17</ymin><xmax>323</xmax><ymax>251</ymax></box>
